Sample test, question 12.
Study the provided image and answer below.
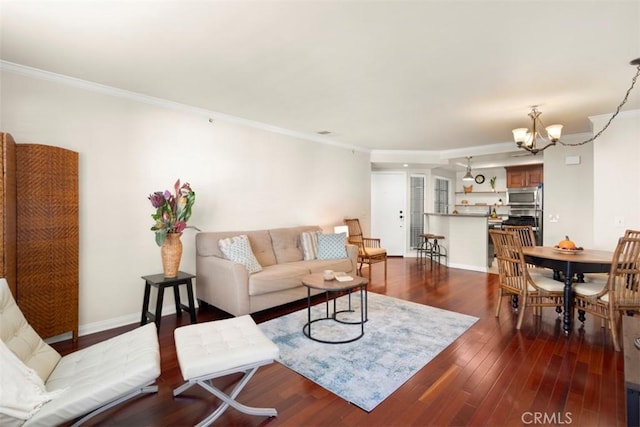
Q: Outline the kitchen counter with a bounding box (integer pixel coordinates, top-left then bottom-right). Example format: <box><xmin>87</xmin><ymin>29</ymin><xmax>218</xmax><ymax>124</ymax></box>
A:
<box><xmin>425</xmin><ymin>213</ymin><xmax>492</xmax><ymax>272</ymax></box>
<box><xmin>428</xmin><ymin>213</ymin><xmax>490</xmax><ymax>218</ymax></box>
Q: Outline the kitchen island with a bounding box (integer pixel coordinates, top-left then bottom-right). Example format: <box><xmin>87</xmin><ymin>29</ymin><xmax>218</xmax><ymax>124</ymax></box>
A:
<box><xmin>425</xmin><ymin>213</ymin><xmax>498</xmax><ymax>272</ymax></box>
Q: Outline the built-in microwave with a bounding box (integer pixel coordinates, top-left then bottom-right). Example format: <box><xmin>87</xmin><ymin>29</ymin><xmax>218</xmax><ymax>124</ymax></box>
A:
<box><xmin>506</xmin><ymin>186</ymin><xmax>542</xmax><ymax>207</ymax></box>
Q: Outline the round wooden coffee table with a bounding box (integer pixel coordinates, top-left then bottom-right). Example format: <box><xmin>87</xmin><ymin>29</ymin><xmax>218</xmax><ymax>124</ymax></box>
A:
<box><xmin>301</xmin><ymin>273</ymin><xmax>368</xmax><ymax>344</ymax></box>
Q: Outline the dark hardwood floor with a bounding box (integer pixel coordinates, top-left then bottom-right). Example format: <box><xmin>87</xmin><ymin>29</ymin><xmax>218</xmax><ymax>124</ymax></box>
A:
<box><xmin>52</xmin><ymin>258</ymin><xmax>627</xmax><ymax>426</ymax></box>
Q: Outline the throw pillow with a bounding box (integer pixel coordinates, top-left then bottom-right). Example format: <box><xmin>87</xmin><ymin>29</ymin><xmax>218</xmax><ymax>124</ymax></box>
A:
<box><xmin>316</xmin><ymin>232</ymin><xmax>348</xmax><ymax>259</ymax></box>
<box><xmin>0</xmin><ymin>339</ymin><xmax>63</xmax><ymax>421</ymax></box>
<box><xmin>218</xmin><ymin>235</ymin><xmax>263</xmax><ymax>274</ymax></box>
<box><xmin>300</xmin><ymin>231</ymin><xmax>319</xmax><ymax>260</ymax></box>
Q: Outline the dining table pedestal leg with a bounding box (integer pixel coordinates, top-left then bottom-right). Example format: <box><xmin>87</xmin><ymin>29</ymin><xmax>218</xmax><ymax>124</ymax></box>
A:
<box><xmin>562</xmin><ymin>261</ymin><xmax>573</xmax><ymax>335</ymax></box>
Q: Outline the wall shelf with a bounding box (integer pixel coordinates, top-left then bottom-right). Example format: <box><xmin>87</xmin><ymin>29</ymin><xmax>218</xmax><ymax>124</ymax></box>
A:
<box><xmin>455</xmin><ymin>204</ymin><xmax>507</xmax><ymax>207</ymax></box>
<box><xmin>455</xmin><ymin>190</ymin><xmax>506</xmax><ymax>194</ymax></box>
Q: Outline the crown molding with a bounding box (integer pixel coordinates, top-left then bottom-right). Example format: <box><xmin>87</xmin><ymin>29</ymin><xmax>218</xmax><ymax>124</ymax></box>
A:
<box><xmin>0</xmin><ymin>60</ymin><xmax>370</xmax><ymax>153</ymax></box>
<box><xmin>590</xmin><ymin>108</ymin><xmax>640</xmax><ymax>121</ymax></box>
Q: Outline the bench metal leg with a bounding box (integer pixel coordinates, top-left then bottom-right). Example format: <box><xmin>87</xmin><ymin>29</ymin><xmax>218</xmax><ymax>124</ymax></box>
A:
<box><xmin>71</xmin><ymin>382</ymin><xmax>158</xmax><ymax>427</ymax></box>
<box><xmin>173</xmin><ymin>361</ymin><xmax>277</xmax><ymax>427</ymax></box>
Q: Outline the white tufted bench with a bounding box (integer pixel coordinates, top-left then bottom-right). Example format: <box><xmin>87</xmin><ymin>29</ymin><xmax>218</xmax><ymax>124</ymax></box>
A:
<box><xmin>172</xmin><ymin>315</ymin><xmax>279</xmax><ymax>426</ymax></box>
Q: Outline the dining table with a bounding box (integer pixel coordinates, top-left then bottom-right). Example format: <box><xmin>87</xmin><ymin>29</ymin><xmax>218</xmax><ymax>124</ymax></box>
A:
<box><xmin>521</xmin><ymin>246</ymin><xmax>614</xmax><ymax>334</ymax></box>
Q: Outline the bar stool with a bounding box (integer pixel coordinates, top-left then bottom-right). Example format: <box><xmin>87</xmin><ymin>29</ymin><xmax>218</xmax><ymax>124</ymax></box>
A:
<box><xmin>416</xmin><ymin>233</ymin><xmax>431</xmax><ymax>264</ymax></box>
<box><xmin>420</xmin><ymin>233</ymin><xmax>447</xmax><ymax>266</ymax></box>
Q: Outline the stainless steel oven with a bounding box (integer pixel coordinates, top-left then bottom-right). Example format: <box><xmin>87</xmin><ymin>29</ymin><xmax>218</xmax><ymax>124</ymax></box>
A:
<box><xmin>506</xmin><ymin>186</ymin><xmax>543</xmax><ymax>245</ymax></box>
<box><xmin>506</xmin><ymin>186</ymin><xmax>542</xmax><ymax>208</ymax></box>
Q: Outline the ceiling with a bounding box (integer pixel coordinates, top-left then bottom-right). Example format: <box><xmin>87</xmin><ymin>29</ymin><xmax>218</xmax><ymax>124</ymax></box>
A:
<box><xmin>1</xmin><ymin>1</ymin><xmax>639</xmax><ymax>171</ymax></box>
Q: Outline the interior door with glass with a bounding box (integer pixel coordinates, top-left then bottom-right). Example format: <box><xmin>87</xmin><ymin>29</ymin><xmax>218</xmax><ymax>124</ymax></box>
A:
<box><xmin>371</xmin><ymin>172</ymin><xmax>407</xmax><ymax>256</ymax></box>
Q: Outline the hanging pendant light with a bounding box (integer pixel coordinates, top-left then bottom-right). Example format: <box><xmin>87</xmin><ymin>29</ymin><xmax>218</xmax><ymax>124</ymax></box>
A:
<box><xmin>462</xmin><ymin>156</ymin><xmax>474</xmax><ymax>182</ymax></box>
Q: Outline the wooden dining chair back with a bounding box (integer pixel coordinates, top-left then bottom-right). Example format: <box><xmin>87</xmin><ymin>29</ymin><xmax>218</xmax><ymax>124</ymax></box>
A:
<box><xmin>625</xmin><ymin>229</ymin><xmax>640</xmax><ymax>238</ymax></box>
<box><xmin>490</xmin><ymin>229</ymin><xmax>564</xmax><ymax>329</ymax></box>
<box><xmin>503</xmin><ymin>225</ymin><xmax>553</xmax><ymax>278</ymax></box>
<box><xmin>343</xmin><ymin>218</ymin><xmax>387</xmax><ymax>281</ymax></box>
<box><xmin>502</xmin><ymin>225</ymin><xmax>536</xmax><ymax>247</ymax></box>
<box><xmin>575</xmin><ymin>236</ymin><xmax>640</xmax><ymax>351</ymax></box>
<box><xmin>611</xmin><ymin>237</ymin><xmax>640</xmax><ymax>314</ymax></box>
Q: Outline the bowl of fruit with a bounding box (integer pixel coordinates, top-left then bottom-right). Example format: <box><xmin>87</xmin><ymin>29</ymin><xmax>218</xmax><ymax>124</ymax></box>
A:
<box><xmin>553</xmin><ymin>236</ymin><xmax>584</xmax><ymax>254</ymax></box>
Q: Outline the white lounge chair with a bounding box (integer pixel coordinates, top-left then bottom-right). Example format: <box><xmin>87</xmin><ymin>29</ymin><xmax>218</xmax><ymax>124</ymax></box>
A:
<box><xmin>0</xmin><ymin>278</ymin><xmax>161</xmax><ymax>426</ymax></box>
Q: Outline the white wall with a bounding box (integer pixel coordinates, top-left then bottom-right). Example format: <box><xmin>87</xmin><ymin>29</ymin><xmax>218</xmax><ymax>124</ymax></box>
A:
<box><xmin>543</xmin><ymin>110</ymin><xmax>640</xmax><ymax>250</ymax></box>
<box><xmin>592</xmin><ymin>110</ymin><xmax>640</xmax><ymax>249</ymax></box>
<box><xmin>0</xmin><ymin>70</ymin><xmax>371</xmax><ymax>335</ymax></box>
<box><xmin>541</xmin><ymin>133</ymin><xmax>595</xmax><ymax>247</ymax></box>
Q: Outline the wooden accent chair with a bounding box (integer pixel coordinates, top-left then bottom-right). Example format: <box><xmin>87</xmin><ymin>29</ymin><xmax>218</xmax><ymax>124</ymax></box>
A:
<box><xmin>489</xmin><ymin>229</ymin><xmax>564</xmax><ymax>329</ymax></box>
<box><xmin>343</xmin><ymin>218</ymin><xmax>387</xmax><ymax>281</ymax></box>
<box><xmin>573</xmin><ymin>236</ymin><xmax>640</xmax><ymax>351</ymax></box>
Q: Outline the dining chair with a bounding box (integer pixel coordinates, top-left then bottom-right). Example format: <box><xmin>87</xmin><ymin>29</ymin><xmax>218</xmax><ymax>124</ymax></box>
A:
<box><xmin>489</xmin><ymin>229</ymin><xmax>565</xmax><ymax>329</ymax></box>
<box><xmin>625</xmin><ymin>229</ymin><xmax>640</xmax><ymax>238</ymax></box>
<box><xmin>586</xmin><ymin>230</ymin><xmax>640</xmax><ymax>284</ymax></box>
<box><xmin>502</xmin><ymin>225</ymin><xmax>554</xmax><ymax>281</ymax></box>
<box><xmin>343</xmin><ymin>218</ymin><xmax>387</xmax><ymax>281</ymax></box>
<box><xmin>502</xmin><ymin>225</ymin><xmax>536</xmax><ymax>247</ymax></box>
<box><xmin>573</xmin><ymin>236</ymin><xmax>640</xmax><ymax>351</ymax></box>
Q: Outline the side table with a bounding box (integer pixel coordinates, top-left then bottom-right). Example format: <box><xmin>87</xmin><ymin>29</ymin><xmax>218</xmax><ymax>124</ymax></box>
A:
<box><xmin>140</xmin><ymin>271</ymin><xmax>197</xmax><ymax>329</ymax></box>
<box><xmin>301</xmin><ymin>273</ymin><xmax>368</xmax><ymax>344</ymax></box>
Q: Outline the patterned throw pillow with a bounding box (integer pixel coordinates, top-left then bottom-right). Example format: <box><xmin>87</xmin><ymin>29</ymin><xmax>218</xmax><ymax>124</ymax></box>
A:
<box><xmin>300</xmin><ymin>231</ymin><xmax>319</xmax><ymax>260</ymax></box>
<box><xmin>218</xmin><ymin>235</ymin><xmax>263</xmax><ymax>274</ymax></box>
<box><xmin>316</xmin><ymin>232</ymin><xmax>348</xmax><ymax>260</ymax></box>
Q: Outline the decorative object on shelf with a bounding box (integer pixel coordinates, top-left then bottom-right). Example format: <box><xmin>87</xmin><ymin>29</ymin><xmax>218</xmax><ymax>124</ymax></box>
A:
<box><xmin>462</xmin><ymin>156</ymin><xmax>474</xmax><ymax>182</ymax></box>
<box><xmin>463</xmin><ymin>185</ymin><xmax>473</xmax><ymax>194</ymax></box>
<box><xmin>149</xmin><ymin>179</ymin><xmax>196</xmax><ymax>278</ymax></box>
<box><xmin>512</xmin><ymin>58</ymin><xmax>640</xmax><ymax>155</ymax></box>
<box><xmin>489</xmin><ymin>176</ymin><xmax>497</xmax><ymax>191</ymax></box>
<box><xmin>474</xmin><ymin>174</ymin><xmax>485</xmax><ymax>184</ymax></box>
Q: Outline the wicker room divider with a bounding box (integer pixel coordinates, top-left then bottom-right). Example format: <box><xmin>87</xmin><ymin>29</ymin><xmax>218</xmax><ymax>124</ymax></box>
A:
<box><xmin>1</xmin><ymin>133</ymin><xmax>17</xmax><ymax>296</ymax></box>
<box><xmin>1</xmin><ymin>132</ymin><xmax>79</xmax><ymax>341</ymax></box>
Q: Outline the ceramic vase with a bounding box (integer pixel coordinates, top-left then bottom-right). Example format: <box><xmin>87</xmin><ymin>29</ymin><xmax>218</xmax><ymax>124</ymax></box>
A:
<box><xmin>161</xmin><ymin>232</ymin><xmax>183</xmax><ymax>278</ymax></box>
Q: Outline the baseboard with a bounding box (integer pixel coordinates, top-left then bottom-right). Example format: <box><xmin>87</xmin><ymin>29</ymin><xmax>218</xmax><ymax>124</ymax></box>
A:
<box><xmin>44</xmin><ymin>302</ymin><xmax>200</xmax><ymax>344</ymax></box>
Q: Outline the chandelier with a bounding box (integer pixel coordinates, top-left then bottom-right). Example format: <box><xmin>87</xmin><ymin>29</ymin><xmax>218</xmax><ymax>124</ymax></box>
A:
<box><xmin>513</xmin><ymin>58</ymin><xmax>640</xmax><ymax>155</ymax></box>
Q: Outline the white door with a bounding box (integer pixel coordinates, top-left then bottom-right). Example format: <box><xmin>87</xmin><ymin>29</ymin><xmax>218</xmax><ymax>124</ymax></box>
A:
<box><xmin>371</xmin><ymin>172</ymin><xmax>407</xmax><ymax>256</ymax></box>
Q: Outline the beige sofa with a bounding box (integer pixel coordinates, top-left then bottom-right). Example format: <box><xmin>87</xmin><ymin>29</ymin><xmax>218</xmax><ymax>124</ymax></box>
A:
<box><xmin>195</xmin><ymin>225</ymin><xmax>358</xmax><ymax>316</ymax></box>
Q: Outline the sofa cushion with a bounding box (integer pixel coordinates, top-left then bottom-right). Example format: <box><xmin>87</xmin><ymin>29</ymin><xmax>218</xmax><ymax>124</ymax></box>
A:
<box><xmin>269</xmin><ymin>226</ymin><xmax>320</xmax><ymax>264</ymax></box>
<box><xmin>300</xmin><ymin>231</ymin><xmax>319</xmax><ymax>260</ymax></box>
<box><xmin>244</xmin><ymin>230</ymin><xmax>278</xmax><ymax>267</ymax></box>
<box><xmin>317</xmin><ymin>233</ymin><xmax>348</xmax><ymax>259</ymax></box>
<box><xmin>218</xmin><ymin>235</ymin><xmax>263</xmax><ymax>274</ymax></box>
<box><xmin>248</xmin><ymin>264</ymin><xmax>311</xmax><ymax>296</ymax></box>
<box><xmin>196</xmin><ymin>230</ymin><xmax>277</xmax><ymax>267</ymax></box>
<box><xmin>290</xmin><ymin>258</ymin><xmax>354</xmax><ymax>275</ymax></box>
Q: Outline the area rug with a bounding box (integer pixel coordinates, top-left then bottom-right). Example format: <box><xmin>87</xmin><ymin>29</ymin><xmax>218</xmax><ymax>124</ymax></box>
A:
<box><xmin>258</xmin><ymin>292</ymin><xmax>478</xmax><ymax>411</ymax></box>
